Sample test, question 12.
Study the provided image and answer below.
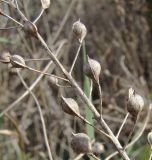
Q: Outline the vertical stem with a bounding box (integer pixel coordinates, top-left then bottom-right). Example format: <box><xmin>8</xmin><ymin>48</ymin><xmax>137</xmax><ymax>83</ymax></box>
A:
<box><xmin>149</xmin><ymin>152</ymin><xmax>152</xmax><ymax>160</ymax></box>
<box><xmin>69</xmin><ymin>42</ymin><xmax>82</xmax><ymax>74</ymax></box>
<box><xmin>82</xmin><ymin>41</ymin><xmax>94</xmax><ymax>139</ymax></box>
<box><xmin>17</xmin><ymin>70</ymin><xmax>53</xmax><ymax>160</ymax></box>
<box><xmin>116</xmin><ymin>113</ymin><xmax>129</xmax><ymax>138</ymax></box>
<box><xmin>97</xmin><ymin>83</ymin><xmax>103</xmax><ymax>116</ymax></box>
<box><xmin>123</xmin><ymin>115</ymin><xmax>139</xmax><ymax>149</ymax></box>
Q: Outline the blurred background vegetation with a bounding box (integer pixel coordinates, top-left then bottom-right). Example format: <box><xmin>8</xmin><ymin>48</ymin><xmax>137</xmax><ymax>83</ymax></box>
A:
<box><xmin>0</xmin><ymin>0</ymin><xmax>152</xmax><ymax>159</ymax></box>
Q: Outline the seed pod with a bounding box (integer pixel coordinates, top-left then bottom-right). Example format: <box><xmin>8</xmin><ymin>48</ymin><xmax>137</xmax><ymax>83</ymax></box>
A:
<box><xmin>10</xmin><ymin>55</ymin><xmax>26</xmax><ymax>68</ymax></box>
<box><xmin>41</xmin><ymin>0</ymin><xmax>50</xmax><ymax>9</ymax></box>
<box><xmin>148</xmin><ymin>131</ymin><xmax>152</xmax><ymax>147</ymax></box>
<box><xmin>127</xmin><ymin>88</ymin><xmax>144</xmax><ymax>120</ymax></box>
<box><xmin>61</xmin><ymin>97</ymin><xmax>80</xmax><ymax>116</ymax></box>
<box><xmin>48</xmin><ymin>76</ymin><xmax>58</xmax><ymax>85</ymax></box>
<box><xmin>72</xmin><ymin>20</ymin><xmax>87</xmax><ymax>43</ymax></box>
<box><xmin>0</xmin><ymin>51</ymin><xmax>11</xmax><ymax>63</ymax></box>
<box><xmin>23</xmin><ymin>21</ymin><xmax>38</xmax><ymax>38</ymax></box>
<box><xmin>83</xmin><ymin>57</ymin><xmax>101</xmax><ymax>84</ymax></box>
<box><xmin>71</xmin><ymin>133</ymin><xmax>92</xmax><ymax>154</ymax></box>
<box><xmin>92</xmin><ymin>142</ymin><xmax>104</xmax><ymax>155</ymax></box>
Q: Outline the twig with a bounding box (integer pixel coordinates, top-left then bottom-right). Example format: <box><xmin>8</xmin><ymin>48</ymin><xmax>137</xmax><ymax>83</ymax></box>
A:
<box><xmin>149</xmin><ymin>153</ymin><xmax>152</xmax><ymax>160</ymax></box>
<box><xmin>89</xmin><ymin>153</ymin><xmax>100</xmax><ymax>160</ymax></box>
<box><xmin>116</xmin><ymin>113</ymin><xmax>129</xmax><ymax>139</ymax></box>
<box><xmin>69</xmin><ymin>42</ymin><xmax>82</xmax><ymax>74</ymax></box>
<box><xmin>0</xmin><ymin>9</ymin><xmax>23</xmax><ymax>27</ymax></box>
<box><xmin>17</xmin><ymin>69</ymin><xmax>53</xmax><ymax>160</ymax></box>
<box><xmin>33</xmin><ymin>9</ymin><xmax>44</xmax><ymax>24</ymax></box>
<box><xmin>0</xmin><ymin>26</ymin><xmax>20</xmax><ymax>30</ymax></box>
<box><xmin>123</xmin><ymin>114</ymin><xmax>139</xmax><ymax>149</ymax></box>
<box><xmin>14</xmin><ymin>0</ymin><xmax>28</xmax><ymax>21</ymax></box>
<box><xmin>97</xmin><ymin>83</ymin><xmax>103</xmax><ymax>116</ymax></box>
<box><xmin>73</xmin><ymin>153</ymin><xmax>84</xmax><ymax>160</ymax></box>
<box><xmin>78</xmin><ymin>114</ymin><xmax>110</xmax><ymax>139</ymax></box>
<box><xmin>52</xmin><ymin>0</ymin><xmax>77</xmax><ymax>44</ymax></box>
<box><xmin>20</xmin><ymin>64</ymin><xmax>69</xmax><ymax>82</ymax></box>
<box><xmin>24</xmin><ymin>58</ymin><xmax>51</xmax><ymax>61</ymax></box>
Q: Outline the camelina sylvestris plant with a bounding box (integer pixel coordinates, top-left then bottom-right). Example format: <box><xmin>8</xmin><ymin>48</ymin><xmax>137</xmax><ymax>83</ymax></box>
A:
<box><xmin>0</xmin><ymin>1</ymin><xmax>151</xmax><ymax>160</ymax></box>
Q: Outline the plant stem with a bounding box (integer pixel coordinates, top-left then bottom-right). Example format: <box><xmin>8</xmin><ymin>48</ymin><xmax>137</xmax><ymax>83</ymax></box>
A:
<box><xmin>69</xmin><ymin>42</ymin><xmax>82</xmax><ymax>74</ymax></box>
<box><xmin>17</xmin><ymin>69</ymin><xmax>53</xmax><ymax>160</ymax></box>
<box><xmin>82</xmin><ymin>41</ymin><xmax>94</xmax><ymax>139</ymax></box>
<box><xmin>116</xmin><ymin>113</ymin><xmax>129</xmax><ymax>138</ymax></box>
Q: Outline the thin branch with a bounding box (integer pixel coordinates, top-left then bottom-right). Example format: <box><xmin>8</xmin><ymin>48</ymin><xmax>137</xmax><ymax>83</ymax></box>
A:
<box><xmin>123</xmin><ymin>114</ymin><xmax>139</xmax><ymax>149</ymax></box>
<box><xmin>0</xmin><ymin>10</ymin><xmax>23</xmax><ymax>27</ymax></box>
<box><xmin>52</xmin><ymin>0</ymin><xmax>77</xmax><ymax>44</ymax></box>
<box><xmin>14</xmin><ymin>0</ymin><xmax>28</xmax><ymax>21</ymax></box>
<box><xmin>24</xmin><ymin>58</ymin><xmax>51</xmax><ymax>61</ymax></box>
<box><xmin>22</xmin><ymin>64</ymin><xmax>69</xmax><ymax>82</ymax></box>
<box><xmin>116</xmin><ymin>113</ymin><xmax>129</xmax><ymax>139</ymax></box>
<box><xmin>89</xmin><ymin>153</ymin><xmax>100</xmax><ymax>160</ymax></box>
<box><xmin>73</xmin><ymin>153</ymin><xmax>84</xmax><ymax>160</ymax></box>
<box><xmin>97</xmin><ymin>83</ymin><xmax>103</xmax><ymax>116</ymax></box>
<box><xmin>78</xmin><ymin>114</ymin><xmax>110</xmax><ymax>139</ymax></box>
<box><xmin>17</xmin><ymin>69</ymin><xmax>53</xmax><ymax>160</ymax></box>
<box><xmin>0</xmin><ymin>26</ymin><xmax>20</xmax><ymax>30</ymax></box>
<box><xmin>33</xmin><ymin>9</ymin><xmax>44</xmax><ymax>24</ymax></box>
<box><xmin>69</xmin><ymin>42</ymin><xmax>82</xmax><ymax>74</ymax></box>
<box><xmin>149</xmin><ymin>153</ymin><xmax>152</xmax><ymax>160</ymax></box>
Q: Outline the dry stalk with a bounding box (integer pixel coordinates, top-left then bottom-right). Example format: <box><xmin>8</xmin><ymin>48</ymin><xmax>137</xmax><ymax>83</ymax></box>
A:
<box><xmin>17</xmin><ymin>69</ymin><xmax>53</xmax><ymax>160</ymax></box>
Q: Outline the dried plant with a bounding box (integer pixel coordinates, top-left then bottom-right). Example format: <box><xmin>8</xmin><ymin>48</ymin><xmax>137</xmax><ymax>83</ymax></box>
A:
<box><xmin>0</xmin><ymin>0</ymin><xmax>152</xmax><ymax>160</ymax></box>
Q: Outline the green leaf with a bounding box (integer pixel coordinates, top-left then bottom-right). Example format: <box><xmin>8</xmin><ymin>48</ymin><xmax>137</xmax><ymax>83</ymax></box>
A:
<box><xmin>82</xmin><ymin>41</ymin><xmax>94</xmax><ymax>139</ymax></box>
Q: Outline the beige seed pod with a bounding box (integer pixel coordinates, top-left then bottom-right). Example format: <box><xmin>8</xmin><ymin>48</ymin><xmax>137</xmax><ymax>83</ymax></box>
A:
<box><xmin>127</xmin><ymin>88</ymin><xmax>144</xmax><ymax>119</ymax></box>
<box><xmin>41</xmin><ymin>0</ymin><xmax>50</xmax><ymax>9</ymax></box>
<box><xmin>83</xmin><ymin>57</ymin><xmax>101</xmax><ymax>84</ymax></box>
<box><xmin>10</xmin><ymin>55</ymin><xmax>26</xmax><ymax>68</ymax></box>
<box><xmin>61</xmin><ymin>97</ymin><xmax>80</xmax><ymax>116</ymax></box>
<box><xmin>92</xmin><ymin>142</ymin><xmax>104</xmax><ymax>155</ymax></box>
<box><xmin>72</xmin><ymin>20</ymin><xmax>87</xmax><ymax>43</ymax></box>
<box><xmin>71</xmin><ymin>133</ymin><xmax>92</xmax><ymax>154</ymax></box>
<box><xmin>148</xmin><ymin>131</ymin><xmax>152</xmax><ymax>147</ymax></box>
<box><xmin>48</xmin><ymin>76</ymin><xmax>58</xmax><ymax>85</ymax></box>
<box><xmin>23</xmin><ymin>21</ymin><xmax>38</xmax><ymax>38</ymax></box>
<box><xmin>0</xmin><ymin>51</ymin><xmax>11</xmax><ymax>63</ymax></box>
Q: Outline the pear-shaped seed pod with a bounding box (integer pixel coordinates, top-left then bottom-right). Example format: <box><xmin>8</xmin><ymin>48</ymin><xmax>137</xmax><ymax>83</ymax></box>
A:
<box><xmin>92</xmin><ymin>142</ymin><xmax>104</xmax><ymax>155</ymax></box>
<box><xmin>23</xmin><ymin>21</ymin><xmax>38</xmax><ymax>38</ymax></box>
<box><xmin>148</xmin><ymin>131</ymin><xmax>152</xmax><ymax>147</ymax></box>
<box><xmin>84</xmin><ymin>57</ymin><xmax>101</xmax><ymax>84</ymax></box>
<box><xmin>71</xmin><ymin>133</ymin><xmax>92</xmax><ymax>154</ymax></box>
<box><xmin>48</xmin><ymin>76</ymin><xmax>58</xmax><ymax>85</ymax></box>
<box><xmin>0</xmin><ymin>51</ymin><xmax>11</xmax><ymax>63</ymax></box>
<box><xmin>72</xmin><ymin>20</ymin><xmax>87</xmax><ymax>43</ymax></box>
<box><xmin>10</xmin><ymin>55</ymin><xmax>26</xmax><ymax>68</ymax></box>
<box><xmin>61</xmin><ymin>97</ymin><xmax>80</xmax><ymax>116</ymax></box>
<box><xmin>41</xmin><ymin>0</ymin><xmax>50</xmax><ymax>9</ymax></box>
<box><xmin>127</xmin><ymin>88</ymin><xmax>144</xmax><ymax>119</ymax></box>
